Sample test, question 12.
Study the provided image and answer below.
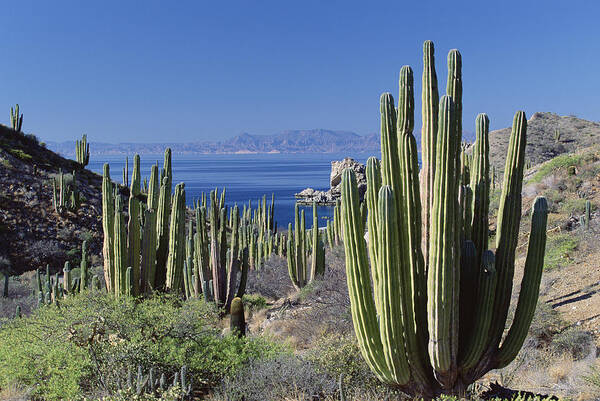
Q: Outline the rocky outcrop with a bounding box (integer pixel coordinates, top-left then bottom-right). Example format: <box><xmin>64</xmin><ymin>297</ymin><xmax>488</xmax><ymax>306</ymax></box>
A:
<box><xmin>295</xmin><ymin>157</ymin><xmax>367</xmax><ymax>204</ymax></box>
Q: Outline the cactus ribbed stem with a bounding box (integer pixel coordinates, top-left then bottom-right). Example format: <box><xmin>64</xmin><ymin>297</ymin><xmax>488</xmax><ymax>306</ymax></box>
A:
<box><xmin>165</xmin><ymin>183</ymin><xmax>186</xmax><ymax>292</ymax></box>
<box><xmin>420</xmin><ymin>40</ymin><xmax>439</xmax><ymax>276</ymax></box>
<box><xmin>427</xmin><ymin>95</ymin><xmax>458</xmax><ymax>385</ymax></box>
<box><xmin>495</xmin><ymin>197</ymin><xmax>548</xmax><ymax>368</ymax></box>
<box><xmin>486</xmin><ymin>111</ymin><xmax>527</xmax><ymax>355</ymax></box>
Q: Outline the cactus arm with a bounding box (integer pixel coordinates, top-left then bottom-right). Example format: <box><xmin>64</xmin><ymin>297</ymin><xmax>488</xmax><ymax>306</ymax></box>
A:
<box><xmin>141</xmin><ymin>208</ymin><xmax>157</xmax><ymax>294</ymax></box>
<box><xmin>420</xmin><ymin>40</ymin><xmax>439</xmax><ymax>275</ymax></box>
<box><xmin>427</xmin><ymin>95</ymin><xmax>458</xmax><ymax>385</ymax></box>
<box><xmin>495</xmin><ymin>197</ymin><xmax>548</xmax><ymax>368</ymax></box>
<box><xmin>487</xmin><ymin>111</ymin><xmax>527</xmax><ymax>351</ymax></box>
<box><xmin>397</xmin><ymin>65</ymin><xmax>431</xmax><ymax>385</ymax></box>
<box><xmin>101</xmin><ymin>165</ymin><xmax>115</xmax><ymax>293</ymax></box>
<box><xmin>340</xmin><ymin>168</ymin><xmax>392</xmax><ymax>383</ymax></box>
<box><xmin>113</xmin><ymin>196</ymin><xmax>127</xmax><ymax>297</ymax></box>
<box><xmin>470</xmin><ymin>114</ymin><xmax>490</xmax><ymax>264</ymax></box>
<box><xmin>165</xmin><ymin>183</ymin><xmax>186</xmax><ymax>292</ymax></box>
<box><xmin>377</xmin><ymin>185</ymin><xmax>411</xmax><ymax>383</ymax></box>
<box><xmin>446</xmin><ymin>50</ymin><xmax>463</xmax><ymax>376</ymax></box>
<box><xmin>459</xmin><ymin>250</ymin><xmax>497</xmax><ymax>370</ymax></box>
<box><xmin>365</xmin><ymin>156</ymin><xmax>381</xmax><ymax>297</ymax></box>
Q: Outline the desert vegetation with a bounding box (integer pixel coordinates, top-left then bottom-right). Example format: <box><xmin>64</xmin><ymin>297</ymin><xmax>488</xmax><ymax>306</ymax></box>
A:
<box><xmin>1</xmin><ymin>40</ymin><xmax>600</xmax><ymax>401</ymax></box>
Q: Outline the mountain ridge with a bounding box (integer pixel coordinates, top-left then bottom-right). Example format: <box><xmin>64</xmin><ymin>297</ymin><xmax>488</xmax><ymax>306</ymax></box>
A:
<box><xmin>46</xmin><ymin>129</ymin><xmax>380</xmax><ymax>156</ymax></box>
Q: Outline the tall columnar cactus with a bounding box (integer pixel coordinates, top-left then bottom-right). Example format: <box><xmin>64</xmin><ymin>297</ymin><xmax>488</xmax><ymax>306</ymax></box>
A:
<box><xmin>340</xmin><ymin>41</ymin><xmax>549</xmax><ymax>397</ymax></box>
<box><xmin>80</xmin><ymin>240</ymin><xmax>89</xmax><ymax>292</ymax></box>
<box><xmin>76</xmin><ymin>134</ymin><xmax>90</xmax><ymax>166</ymax></box>
<box><xmin>582</xmin><ymin>200</ymin><xmax>592</xmax><ymax>230</ymax></box>
<box><xmin>102</xmin><ymin>164</ymin><xmax>115</xmax><ymax>292</ymax></box>
<box><xmin>127</xmin><ymin>155</ymin><xmax>142</xmax><ymax>295</ymax></box>
<box><xmin>310</xmin><ymin>203</ymin><xmax>325</xmax><ymax>279</ymax></box>
<box><xmin>165</xmin><ymin>183</ymin><xmax>186</xmax><ymax>292</ymax></box>
<box><xmin>10</xmin><ymin>104</ymin><xmax>23</xmax><ymax>132</ymax></box>
<box><xmin>288</xmin><ymin>204</ymin><xmax>315</xmax><ymax>289</ymax></box>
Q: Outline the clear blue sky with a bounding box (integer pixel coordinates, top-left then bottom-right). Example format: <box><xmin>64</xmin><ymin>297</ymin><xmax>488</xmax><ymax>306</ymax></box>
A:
<box><xmin>2</xmin><ymin>1</ymin><xmax>598</xmax><ymax>143</ymax></box>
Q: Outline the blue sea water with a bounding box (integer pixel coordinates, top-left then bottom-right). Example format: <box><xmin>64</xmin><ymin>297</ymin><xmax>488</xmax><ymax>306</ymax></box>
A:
<box><xmin>88</xmin><ymin>152</ymin><xmax>374</xmax><ymax>229</ymax></box>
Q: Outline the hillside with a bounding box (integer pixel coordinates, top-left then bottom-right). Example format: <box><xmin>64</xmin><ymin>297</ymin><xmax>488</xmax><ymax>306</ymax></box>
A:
<box><xmin>0</xmin><ymin>125</ymin><xmax>104</xmax><ymax>276</ymax></box>
<box><xmin>47</xmin><ymin>129</ymin><xmax>380</xmax><ymax>156</ymax></box>
<box><xmin>489</xmin><ymin>112</ymin><xmax>600</xmax><ymax>173</ymax></box>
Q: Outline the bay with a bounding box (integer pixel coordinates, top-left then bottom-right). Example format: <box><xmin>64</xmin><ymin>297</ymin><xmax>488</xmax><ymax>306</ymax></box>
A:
<box><xmin>87</xmin><ymin>152</ymin><xmax>374</xmax><ymax>229</ymax></box>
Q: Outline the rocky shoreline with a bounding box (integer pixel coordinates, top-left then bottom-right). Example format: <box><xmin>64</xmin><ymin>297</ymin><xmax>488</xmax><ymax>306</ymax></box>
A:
<box><xmin>294</xmin><ymin>157</ymin><xmax>367</xmax><ymax>205</ymax></box>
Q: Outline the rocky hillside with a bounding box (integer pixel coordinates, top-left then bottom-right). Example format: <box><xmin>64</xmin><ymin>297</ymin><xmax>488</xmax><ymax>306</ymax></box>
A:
<box><xmin>489</xmin><ymin>112</ymin><xmax>600</xmax><ymax>173</ymax></box>
<box><xmin>0</xmin><ymin>125</ymin><xmax>104</xmax><ymax>276</ymax></box>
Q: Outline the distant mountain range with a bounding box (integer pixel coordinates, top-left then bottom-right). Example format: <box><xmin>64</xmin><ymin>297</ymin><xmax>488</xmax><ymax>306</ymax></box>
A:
<box><xmin>46</xmin><ymin>129</ymin><xmax>381</xmax><ymax>156</ymax></box>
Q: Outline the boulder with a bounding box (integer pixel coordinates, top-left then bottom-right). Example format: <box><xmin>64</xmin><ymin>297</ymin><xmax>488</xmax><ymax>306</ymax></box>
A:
<box><xmin>295</xmin><ymin>157</ymin><xmax>367</xmax><ymax>205</ymax></box>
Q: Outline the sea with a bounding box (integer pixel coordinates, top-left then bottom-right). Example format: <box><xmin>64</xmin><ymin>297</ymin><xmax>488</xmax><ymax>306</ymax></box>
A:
<box><xmin>87</xmin><ymin>152</ymin><xmax>374</xmax><ymax>229</ymax></box>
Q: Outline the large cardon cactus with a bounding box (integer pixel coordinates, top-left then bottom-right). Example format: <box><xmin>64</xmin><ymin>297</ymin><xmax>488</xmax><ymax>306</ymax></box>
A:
<box><xmin>340</xmin><ymin>41</ymin><xmax>548</xmax><ymax>397</ymax></box>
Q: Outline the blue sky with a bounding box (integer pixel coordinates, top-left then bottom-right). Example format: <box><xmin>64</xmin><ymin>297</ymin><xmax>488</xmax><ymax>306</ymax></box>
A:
<box><xmin>2</xmin><ymin>1</ymin><xmax>598</xmax><ymax>143</ymax></box>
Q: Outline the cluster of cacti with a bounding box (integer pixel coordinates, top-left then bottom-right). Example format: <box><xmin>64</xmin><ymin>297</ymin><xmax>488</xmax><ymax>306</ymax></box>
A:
<box><xmin>340</xmin><ymin>41</ymin><xmax>549</xmax><ymax>396</ymax></box>
<box><xmin>10</xmin><ymin>104</ymin><xmax>23</xmax><ymax>132</ymax></box>
<box><xmin>525</xmin><ymin>159</ymin><xmax>533</xmax><ymax>170</ymax></box>
<box><xmin>554</xmin><ymin>127</ymin><xmax>561</xmax><ymax>143</ymax></box>
<box><xmin>52</xmin><ymin>169</ymin><xmax>80</xmax><ymax>215</ymax></box>
<box><xmin>75</xmin><ymin>134</ymin><xmax>90</xmax><ymax>166</ymax></box>
<box><xmin>286</xmin><ymin>203</ymin><xmax>325</xmax><ymax>289</ymax></box>
<box><xmin>103</xmin><ymin>153</ymin><xmax>171</xmax><ymax>297</ymax></box>
<box><xmin>117</xmin><ymin>365</ymin><xmax>192</xmax><ymax>399</ymax></box>
<box><xmin>101</xmin><ymin>149</ymin><xmax>279</xmax><ymax>313</ymax></box>
<box><xmin>35</xmin><ymin>241</ymin><xmax>99</xmax><ymax>305</ymax></box>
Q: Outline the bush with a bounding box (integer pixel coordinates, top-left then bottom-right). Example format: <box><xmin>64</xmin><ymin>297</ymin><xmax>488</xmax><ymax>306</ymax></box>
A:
<box><xmin>305</xmin><ymin>334</ymin><xmax>380</xmax><ymax>394</ymax></box>
<box><xmin>213</xmin><ymin>354</ymin><xmax>336</xmax><ymax>401</ymax></box>
<box><xmin>0</xmin><ymin>292</ymin><xmax>287</xmax><ymax>400</ymax></box>
<box><xmin>550</xmin><ymin>328</ymin><xmax>594</xmax><ymax>360</ymax></box>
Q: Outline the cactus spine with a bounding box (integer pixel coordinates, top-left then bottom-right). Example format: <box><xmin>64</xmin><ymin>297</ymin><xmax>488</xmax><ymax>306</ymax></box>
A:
<box><xmin>340</xmin><ymin>41</ymin><xmax>549</xmax><ymax>396</ymax></box>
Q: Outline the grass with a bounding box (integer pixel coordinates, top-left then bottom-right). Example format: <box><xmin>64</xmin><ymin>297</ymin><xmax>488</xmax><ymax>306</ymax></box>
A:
<box><xmin>543</xmin><ymin>232</ymin><xmax>579</xmax><ymax>270</ymax></box>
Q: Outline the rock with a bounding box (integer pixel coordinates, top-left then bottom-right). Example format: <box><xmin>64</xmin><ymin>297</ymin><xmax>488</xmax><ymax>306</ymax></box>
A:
<box><xmin>330</xmin><ymin>158</ymin><xmax>366</xmax><ymax>188</ymax></box>
<box><xmin>296</xmin><ymin>157</ymin><xmax>367</xmax><ymax>205</ymax></box>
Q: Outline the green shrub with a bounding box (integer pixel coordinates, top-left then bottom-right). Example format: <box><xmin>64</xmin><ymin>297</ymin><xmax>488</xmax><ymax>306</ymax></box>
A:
<box><xmin>543</xmin><ymin>233</ymin><xmax>579</xmax><ymax>270</ymax></box>
<box><xmin>0</xmin><ymin>293</ymin><xmax>287</xmax><ymax>400</ymax></box>
<box><xmin>242</xmin><ymin>293</ymin><xmax>267</xmax><ymax>310</ymax></box>
<box><xmin>305</xmin><ymin>334</ymin><xmax>379</xmax><ymax>393</ymax></box>
<box><xmin>530</xmin><ymin>153</ymin><xmax>584</xmax><ymax>183</ymax></box>
<box><xmin>8</xmin><ymin>149</ymin><xmax>32</xmax><ymax>161</ymax></box>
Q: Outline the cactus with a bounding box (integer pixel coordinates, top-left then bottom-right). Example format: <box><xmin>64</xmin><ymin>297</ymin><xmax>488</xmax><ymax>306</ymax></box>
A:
<box><xmin>10</xmin><ymin>104</ymin><xmax>23</xmax><ymax>132</ymax></box>
<box><xmin>582</xmin><ymin>200</ymin><xmax>592</xmax><ymax>230</ymax></box>
<box><xmin>165</xmin><ymin>183</ymin><xmax>186</xmax><ymax>292</ymax></box>
<box><xmin>230</xmin><ymin>297</ymin><xmax>246</xmax><ymax>337</ymax></box>
<box><xmin>554</xmin><ymin>127</ymin><xmax>561</xmax><ymax>143</ymax></box>
<box><xmin>340</xmin><ymin>41</ymin><xmax>548</xmax><ymax>396</ymax></box>
<box><xmin>52</xmin><ymin>169</ymin><xmax>79</xmax><ymax>215</ymax></box>
<box><xmin>80</xmin><ymin>241</ymin><xmax>89</xmax><ymax>292</ymax></box>
<box><xmin>310</xmin><ymin>203</ymin><xmax>326</xmax><ymax>279</ymax></box>
<box><xmin>102</xmin><ymin>164</ymin><xmax>116</xmax><ymax>292</ymax></box>
<box><xmin>75</xmin><ymin>134</ymin><xmax>90</xmax><ymax>166</ymax></box>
